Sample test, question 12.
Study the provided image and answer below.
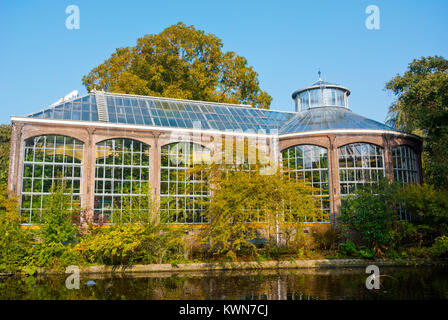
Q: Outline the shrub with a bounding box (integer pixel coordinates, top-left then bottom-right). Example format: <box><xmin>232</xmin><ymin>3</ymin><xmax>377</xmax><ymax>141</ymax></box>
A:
<box><xmin>338</xmin><ymin>240</ymin><xmax>358</xmax><ymax>256</ymax></box>
<box><xmin>77</xmin><ymin>223</ymin><xmax>185</xmax><ymax>265</ymax></box>
<box><xmin>389</xmin><ymin>221</ymin><xmax>422</xmax><ymax>248</ymax></box>
<box><xmin>401</xmin><ymin>183</ymin><xmax>448</xmax><ymax>241</ymax></box>
<box><xmin>0</xmin><ymin>183</ymin><xmax>33</xmax><ymax>273</ymax></box>
<box><xmin>338</xmin><ymin>180</ymin><xmax>402</xmax><ymax>253</ymax></box>
<box><xmin>40</xmin><ymin>182</ymin><xmax>78</xmax><ymax>244</ymax></box>
<box><xmin>33</xmin><ymin>242</ymin><xmax>82</xmax><ymax>269</ymax></box>
<box><xmin>430</xmin><ymin>235</ymin><xmax>448</xmax><ymax>257</ymax></box>
<box><xmin>200</xmin><ymin>164</ymin><xmax>320</xmax><ymax>259</ymax></box>
<box><xmin>311</xmin><ymin>226</ymin><xmax>342</xmax><ymax>250</ymax></box>
<box><xmin>77</xmin><ymin>184</ymin><xmax>185</xmax><ymax>265</ymax></box>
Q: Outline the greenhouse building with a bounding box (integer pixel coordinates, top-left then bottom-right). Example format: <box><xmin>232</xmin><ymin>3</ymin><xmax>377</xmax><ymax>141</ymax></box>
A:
<box><xmin>8</xmin><ymin>77</ymin><xmax>422</xmax><ymax>225</ymax></box>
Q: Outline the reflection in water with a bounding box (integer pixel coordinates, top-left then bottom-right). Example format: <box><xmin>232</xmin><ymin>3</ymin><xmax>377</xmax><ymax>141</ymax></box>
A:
<box><xmin>0</xmin><ymin>267</ymin><xmax>447</xmax><ymax>300</ymax></box>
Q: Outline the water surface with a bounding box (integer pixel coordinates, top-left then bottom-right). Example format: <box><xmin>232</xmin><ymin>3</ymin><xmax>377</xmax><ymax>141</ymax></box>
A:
<box><xmin>1</xmin><ymin>266</ymin><xmax>447</xmax><ymax>300</ymax></box>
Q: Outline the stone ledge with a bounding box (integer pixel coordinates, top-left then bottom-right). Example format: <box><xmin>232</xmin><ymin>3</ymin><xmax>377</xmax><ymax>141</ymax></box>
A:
<box><xmin>28</xmin><ymin>258</ymin><xmax>446</xmax><ymax>275</ymax></box>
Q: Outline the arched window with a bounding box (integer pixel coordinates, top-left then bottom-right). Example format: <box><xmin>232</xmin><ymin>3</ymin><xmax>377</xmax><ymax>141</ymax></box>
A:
<box><xmin>160</xmin><ymin>142</ymin><xmax>211</xmax><ymax>224</ymax></box>
<box><xmin>94</xmin><ymin>138</ymin><xmax>150</xmax><ymax>223</ymax></box>
<box><xmin>392</xmin><ymin>145</ymin><xmax>419</xmax><ymax>184</ymax></box>
<box><xmin>338</xmin><ymin>143</ymin><xmax>385</xmax><ymax>196</ymax></box>
<box><xmin>281</xmin><ymin>145</ymin><xmax>330</xmax><ymax>223</ymax></box>
<box><xmin>20</xmin><ymin>135</ymin><xmax>84</xmax><ymax>224</ymax></box>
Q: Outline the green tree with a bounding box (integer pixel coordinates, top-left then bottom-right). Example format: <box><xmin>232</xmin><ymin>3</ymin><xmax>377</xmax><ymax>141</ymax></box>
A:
<box><xmin>385</xmin><ymin>56</ymin><xmax>448</xmax><ymax>188</ymax></box>
<box><xmin>82</xmin><ymin>22</ymin><xmax>272</xmax><ymax>109</ymax></box>
<box><xmin>0</xmin><ymin>181</ymin><xmax>33</xmax><ymax>273</ymax></box>
<box><xmin>338</xmin><ymin>180</ymin><xmax>403</xmax><ymax>255</ymax></box>
<box><xmin>40</xmin><ymin>182</ymin><xmax>78</xmax><ymax>244</ymax></box>
<box><xmin>78</xmin><ymin>184</ymin><xmax>185</xmax><ymax>265</ymax></box>
<box><xmin>200</xmin><ymin>164</ymin><xmax>320</xmax><ymax>260</ymax></box>
<box><xmin>0</xmin><ymin>125</ymin><xmax>11</xmax><ymax>184</ymax></box>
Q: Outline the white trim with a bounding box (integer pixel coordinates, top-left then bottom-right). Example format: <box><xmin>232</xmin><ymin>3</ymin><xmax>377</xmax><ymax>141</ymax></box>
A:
<box><xmin>11</xmin><ymin>117</ymin><xmax>421</xmax><ymax>140</ymax></box>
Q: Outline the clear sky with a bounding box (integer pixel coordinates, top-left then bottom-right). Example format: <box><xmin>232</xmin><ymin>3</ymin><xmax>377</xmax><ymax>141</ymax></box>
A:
<box><xmin>1</xmin><ymin>0</ymin><xmax>447</xmax><ymax>124</ymax></box>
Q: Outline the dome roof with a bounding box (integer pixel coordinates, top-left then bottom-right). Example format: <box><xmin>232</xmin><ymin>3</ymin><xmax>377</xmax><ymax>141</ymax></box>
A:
<box><xmin>280</xmin><ymin>106</ymin><xmax>398</xmax><ymax>135</ymax></box>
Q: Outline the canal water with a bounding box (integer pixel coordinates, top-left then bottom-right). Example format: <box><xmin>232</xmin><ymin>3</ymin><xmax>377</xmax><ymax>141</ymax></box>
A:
<box><xmin>0</xmin><ymin>266</ymin><xmax>447</xmax><ymax>300</ymax></box>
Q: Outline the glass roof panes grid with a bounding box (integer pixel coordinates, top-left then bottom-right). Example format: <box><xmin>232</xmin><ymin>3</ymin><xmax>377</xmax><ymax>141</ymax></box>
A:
<box><xmin>27</xmin><ymin>95</ymin><xmax>98</xmax><ymax>122</ymax></box>
<box><xmin>102</xmin><ymin>94</ymin><xmax>295</xmax><ymax>133</ymax></box>
<box><xmin>280</xmin><ymin>107</ymin><xmax>398</xmax><ymax>134</ymax></box>
<box><xmin>26</xmin><ymin>92</ymin><xmax>397</xmax><ymax>135</ymax></box>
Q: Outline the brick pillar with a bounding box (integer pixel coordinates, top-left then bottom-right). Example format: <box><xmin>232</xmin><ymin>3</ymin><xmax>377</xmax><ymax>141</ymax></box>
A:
<box><xmin>384</xmin><ymin>136</ymin><xmax>394</xmax><ymax>182</ymax></box>
<box><xmin>150</xmin><ymin>132</ymin><xmax>161</xmax><ymax>221</ymax></box>
<box><xmin>8</xmin><ymin>122</ymin><xmax>23</xmax><ymax>196</ymax></box>
<box><xmin>417</xmin><ymin>148</ymin><xmax>423</xmax><ymax>184</ymax></box>
<box><xmin>81</xmin><ymin>128</ymin><xmax>96</xmax><ymax>224</ymax></box>
<box><xmin>328</xmin><ymin>135</ymin><xmax>340</xmax><ymax>225</ymax></box>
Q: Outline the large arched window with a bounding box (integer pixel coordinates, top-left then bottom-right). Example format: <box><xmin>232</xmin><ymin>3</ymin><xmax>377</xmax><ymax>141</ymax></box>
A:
<box><xmin>338</xmin><ymin>143</ymin><xmax>385</xmax><ymax>196</ymax></box>
<box><xmin>392</xmin><ymin>145</ymin><xmax>419</xmax><ymax>184</ymax></box>
<box><xmin>281</xmin><ymin>145</ymin><xmax>330</xmax><ymax>223</ymax></box>
<box><xmin>94</xmin><ymin>138</ymin><xmax>150</xmax><ymax>223</ymax></box>
<box><xmin>20</xmin><ymin>135</ymin><xmax>84</xmax><ymax>224</ymax></box>
<box><xmin>160</xmin><ymin>142</ymin><xmax>211</xmax><ymax>224</ymax></box>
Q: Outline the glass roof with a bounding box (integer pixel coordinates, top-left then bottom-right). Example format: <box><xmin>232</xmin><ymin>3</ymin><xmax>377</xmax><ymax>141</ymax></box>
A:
<box><xmin>280</xmin><ymin>106</ymin><xmax>398</xmax><ymax>134</ymax></box>
<box><xmin>26</xmin><ymin>92</ymin><xmax>399</xmax><ymax>135</ymax></box>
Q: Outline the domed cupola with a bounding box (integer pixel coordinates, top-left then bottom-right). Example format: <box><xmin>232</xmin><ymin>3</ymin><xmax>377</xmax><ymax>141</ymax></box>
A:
<box><xmin>291</xmin><ymin>72</ymin><xmax>351</xmax><ymax>112</ymax></box>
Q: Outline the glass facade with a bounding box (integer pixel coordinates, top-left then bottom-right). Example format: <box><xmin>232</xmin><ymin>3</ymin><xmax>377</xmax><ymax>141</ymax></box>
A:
<box><xmin>297</xmin><ymin>87</ymin><xmax>347</xmax><ymax>111</ymax></box>
<box><xmin>338</xmin><ymin>143</ymin><xmax>385</xmax><ymax>196</ymax></box>
<box><xmin>393</xmin><ymin>145</ymin><xmax>419</xmax><ymax>184</ymax></box>
<box><xmin>94</xmin><ymin>138</ymin><xmax>151</xmax><ymax>223</ymax></box>
<box><xmin>281</xmin><ymin>145</ymin><xmax>330</xmax><ymax>222</ymax></box>
<box><xmin>20</xmin><ymin>135</ymin><xmax>83</xmax><ymax>224</ymax></box>
<box><xmin>160</xmin><ymin>142</ymin><xmax>211</xmax><ymax>224</ymax></box>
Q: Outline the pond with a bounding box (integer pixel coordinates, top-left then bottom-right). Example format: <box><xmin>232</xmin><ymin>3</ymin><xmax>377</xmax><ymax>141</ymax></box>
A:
<box><xmin>0</xmin><ymin>266</ymin><xmax>447</xmax><ymax>300</ymax></box>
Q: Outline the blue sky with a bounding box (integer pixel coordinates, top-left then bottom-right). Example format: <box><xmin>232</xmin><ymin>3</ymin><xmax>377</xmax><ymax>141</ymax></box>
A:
<box><xmin>0</xmin><ymin>0</ymin><xmax>447</xmax><ymax>124</ymax></box>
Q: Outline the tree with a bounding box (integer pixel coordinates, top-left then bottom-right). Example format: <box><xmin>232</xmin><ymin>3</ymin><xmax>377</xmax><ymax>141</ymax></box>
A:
<box><xmin>385</xmin><ymin>56</ymin><xmax>448</xmax><ymax>188</ymax></box>
<box><xmin>199</xmin><ymin>164</ymin><xmax>320</xmax><ymax>260</ymax></box>
<box><xmin>82</xmin><ymin>22</ymin><xmax>272</xmax><ymax>109</ymax></box>
<box><xmin>0</xmin><ymin>125</ymin><xmax>11</xmax><ymax>184</ymax></box>
<box><xmin>40</xmin><ymin>182</ymin><xmax>78</xmax><ymax>244</ymax></box>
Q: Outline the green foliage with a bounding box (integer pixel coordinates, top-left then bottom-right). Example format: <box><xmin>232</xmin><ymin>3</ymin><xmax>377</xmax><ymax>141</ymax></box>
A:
<box><xmin>77</xmin><ymin>185</ymin><xmax>185</xmax><ymax>265</ymax></box>
<box><xmin>430</xmin><ymin>236</ymin><xmax>448</xmax><ymax>257</ymax></box>
<box><xmin>33</xmin><ymin>242</ymin><xmax>81</xmax><ymax>269</ymax></box>
<box><xmin>389</xmin><ymin>221</ymin><xmax>422</xmax><ymax>248</ymax></box>
<box><xmin>40</xmin><ymin>182</ymin><xmax>78</xmax><ymax>244</ymax></box>
<box><xmin>386</xmin><ymin>56</ymin><xmax>448</xmax><ymax>187</ymax></box>
<box><xmin>78</xmin><ymin>223</ymin><xmax>185</xmax><ymax>265</ymax></box>
<box><xmin>338</xmin><ymin>240</ymin><xmax>358</xmax><ymax>257</ymax></box>
<box><xmin>338</xmin><ymin>179</ymin><xmax>402</xmax><ymax>252</ymax></box>
<box><xmin>82</xmin><ymin>22</ymin><xmax>272</xmax><ymax>109</ymax></box>
<box><xmin>0</xmin><ymin>182</ymin><xmax>33</xmax><ymax>273</ymax></box>
<box><xmin>400</xmin><ymin>183</ymin><xmax>448</xmax><ymax>241</ymax></box>
<box><xmin>338</xmin><ymin>179</ymin><xmax>448</xmax><ymax>257</ymax></box>
<box><xmin>200</xmin><ymin>164</ymin><xmax>320</xmax><ymax>259</ymax></box>
<box><xmin>311</xmin><ymin>227</ymin><xmax>342</xmax><ymax>250</ymax></box>
<box><xmin>0</xmin><ymin>125</ymin><xmax>11</xmax><ymax>184</ymax></box>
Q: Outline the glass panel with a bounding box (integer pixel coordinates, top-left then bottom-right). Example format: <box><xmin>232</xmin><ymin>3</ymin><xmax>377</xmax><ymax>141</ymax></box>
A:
<box><xmin>20</xmin><ymin>135</ymin><xmax>84</xmax><ymax>224</ymax></box>
<box><xmin>338</xmin><ymin>143</ymin><xmax>385</xmax><ymax>197</ymax></box>
<box><xmin>94</xmin><ymin>138</ymin><xmax>151</xmax><ymax>224</ymax></box>
<box><xmin>281</xmin><ymin>145</ymin><xmax>330</xmax><ymax>223</ymax></box>
<box><xmin>160</xmin><ymin>142</ymin><xmax>211</xmax><ymax>224</ymax></box>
